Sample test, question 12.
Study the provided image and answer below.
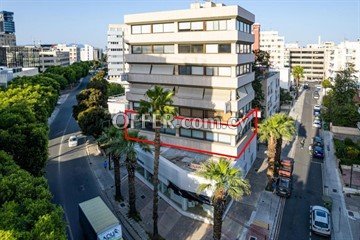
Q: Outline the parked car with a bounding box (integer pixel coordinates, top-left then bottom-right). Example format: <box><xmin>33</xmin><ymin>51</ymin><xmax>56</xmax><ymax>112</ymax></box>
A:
<box><xmin>313</xmin><ymin>136</ymin><xmax>324</xmax><ymax>147</ymax></box>
<box><xmin>303</xmin><ymin>83</ymin><xmax>309</xmax><ymax>90</ymax></box>
<box><xmin>313</xmin><ymin>105</ymin><xmax>321</xmax><ymax>111</ymax></box>
<box><xmin>313</xmin><ymin>146</ymin><xmax>324</xmax><ymax>159</ymax></box>
<box><xmin>310</xmin><ymin>205</ymin><xmax>331</xmax><ymax>236</ymax></box>
<box><xmin>278</xmin><ymin>159</ymin><xmax>294</xmax><ymax>178</ymax></box>
<box><xmin>68</xmin><ymin>135</ymin><xmax>78</xmax><ymax>147</ymax></box>
<box><xmin>313</xmin><ymin>119</ymin><xmax>322</xmax><ymax>128</ymax></box>
<box><xmin>275</xmin><ymin>177</ymin><xmax>292</xmax><ymax>198</ymax></box>
<box><xmin>313</xmin><ymin>92</ymin><xmax>320</xmax><ymax>99</ymax></box>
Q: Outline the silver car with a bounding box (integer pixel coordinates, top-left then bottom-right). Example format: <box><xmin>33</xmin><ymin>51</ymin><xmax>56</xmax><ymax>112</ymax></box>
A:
<box><xmin>310</xmin><ymin>206</ymin><xmax>331</xmax><ymax>236</ymax></box>
<box><xmin>68</xmin><ymin>135</ymin><xmax>78</xmax><ymax>147</ymax></box>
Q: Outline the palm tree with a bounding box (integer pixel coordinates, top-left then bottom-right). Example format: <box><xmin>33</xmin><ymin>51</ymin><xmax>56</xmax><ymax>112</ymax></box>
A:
<box><xmin>292</xmin><ymin>66</ymin><xmax>304</xmax><ymax>98</ymax></box>
<box><xmin>119</xmin><ymin>130</ymin><xmax>150</xmax><ymax>219</ymax></box>
<box><xmin>98</xmin><ymin>126</ymin><xmax>123</xmax><ymax>201</ymax></box>
<box><xmin>258</xmin><ymin>113</ymin><xmax>295</xmax><ymax>190</ymax></box>
<box><xmin>197</xmin><ymin>159</ymin><xmax>250</xmax><ymax>240</ymax></box>
<box><xmin>138</xmin><ymin>85</ymin><xmax>176</xmax><ymax>240</ymax></box>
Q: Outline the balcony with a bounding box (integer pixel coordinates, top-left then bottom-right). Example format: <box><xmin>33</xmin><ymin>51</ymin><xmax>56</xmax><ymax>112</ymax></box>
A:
<box><xmin>127</xmin><ymin>71</ymin><xmax>254</xmax><ymax>89</ymax></box>
<box><xmin>126</xmin><ymin>53</ymin><xmax>254</xmax><ymax>65</ymax></box>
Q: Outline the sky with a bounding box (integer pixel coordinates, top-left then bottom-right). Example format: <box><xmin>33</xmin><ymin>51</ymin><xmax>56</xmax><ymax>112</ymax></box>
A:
<box><xmin>1</xmin><ymin>0</ymin><xmax>359</xmax><ymax>48</ymax></box>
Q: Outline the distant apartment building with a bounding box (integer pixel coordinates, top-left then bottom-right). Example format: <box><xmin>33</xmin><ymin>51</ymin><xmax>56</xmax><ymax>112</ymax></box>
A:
<box><xmin>0</xmin><ymin>46</ymin><xmax>40</xmax><ymax>68</ymax></box>
<box><xmin>93</xmin><ymin>48</ymin><xmax>102</xmax><ymax>61</ymax></box>
<box><xmin>289</xmin><ymin>47</ymin><xmax>325</xmax><ymax>81</ymax></box>
<box><xmin>327</xmin><ymin>40</ymin><xmax>360</xmax><ymax>80</ymax></box>
<box><xmin>261</xmin><ymin>71</ymin><xmax>280</xmax><ymax>117</ymax></box>
<box><xmin>284</xmin><ymin>43</ymin><xmax>299</xmax><ymax>67</ymax></box>
<box><xmin>55</xmin><ymin>44</ymin><xmax>80</xmax><ymax>64</ymax></box>
<box><xmin>260</xmin><ymin>31</ymin><xmax>285</xmax><ymax>69</ymax></box>
<box><xmin>106</xmin><ymin>24</ymin><xmax>129</xmax><ymax>90</ymax></box>
<box><xmin>252</xmin><ymin>23</ymin><xmax>260</xmax><ymax>51</ymax></box>
<box><xmin>0</xmin><ymin>11</ymin><xmax>16</xmax><ymax>46</ymax></box>
<box><xmin>80</xmin><ymin>44</ymin><xmax>94</xmax><ymax>61</ymax></box>
<box><xmin>39</xmin><ymin>45</ymin><xmax>70</xmax><ymax>72</ymax></box>
<box><xmin>124</xmin><ymin>1</ymin><xmax>257</xmax><ymax>220</ymax></box>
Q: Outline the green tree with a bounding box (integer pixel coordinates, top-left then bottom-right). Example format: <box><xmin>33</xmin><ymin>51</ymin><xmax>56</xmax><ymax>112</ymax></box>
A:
<box><xmin>0</xmin><ymin>151</ymin><xmax>66</xmax><ymax>239</ymax></box>
<box><xmin>107</xmin><ymin>83</ymin><xmax>125</xmax><ymax>97</ymax></box>
<box><xmin>87</xmin><ymin>77</ymin><xmax>108</xmax><ymax>94</ymax></box>
<box><xmin>138</xmin><ymin>86</ymin><xmax>176</xmax><ymax>240</ymax></box>
<box><xmin>78</xmin><ymin>106</ymin><xmax>110</xmax><ymax>138</ymax></box>
<box><xmin>280</xmin><ymin>88</ymin><xmax>293</xmax><ymax>106</ymax></box>
<box><xmin>197</xmin><ymin>159</ymin><xmax>250</xmax><ymax>240</ymax></box>
<box><xmin>42</xmin><ymin>73</ymin><xmax>68</xmax><ymax>90</ymax></box>
<box><xmin>258</xmin><ymin>113</ymin><xmax>295</xmax><ymax>189</ymax></box>
<box><xmin>321</xmin><ymin>78</ymin><xmax>332</xmax><ymax>95</ymax></box>
<box><xmin>292</xmin><ymin>66</ymin><xmax>304</xmax><ymax>97</ymax></box>
<box><xmin>252</xmin><ymin>50</ymin><xmax>270</xmax><ymax>111</ymax></box>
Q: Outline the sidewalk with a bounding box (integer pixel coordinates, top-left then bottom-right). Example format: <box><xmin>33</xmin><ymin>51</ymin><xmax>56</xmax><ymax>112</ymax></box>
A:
<box><xmin>323</xmin><ymin>131</ymin><xmax>354</xmax><ymax>240</ymax></box>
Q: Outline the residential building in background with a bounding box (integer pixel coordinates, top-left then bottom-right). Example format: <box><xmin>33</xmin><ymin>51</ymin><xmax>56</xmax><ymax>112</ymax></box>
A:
<box><xmin>124</xmin><ymin>1</ymin><xmax>256</xmax><ymax>220</ymax></box>
<box><xmin>252</xmin><ymin>23</ymin><xmax>260</xmax><ymax>51</ymax></box>
<box><xmin>106</xmin><ymin>23</ymin><xmax>129</xmax><ymax>90</ymax></box>
<box><xmin>93</xmin><ymin>47</ymin><xmax>102</xmax><ymax>61</ymax></box>
<box><xmin>39</xmin><ymin>44</ymin><xmax>70</xmax><ymax>72</ymax></box>
<box><xmin>284</xmin><ymin>43</ymin><xmax>299</xmax><ymax>67</ymax></box>
<box><xmin>80</xmin><ymin>44</ymin><xmax>94</xmax><ymax>61</ymax></box>
<box><xmin>278</xmin><ymin>67</ymin><xmax>291</xmax><ymax>91</ymax></box>
<box><xmin>0</xmin><ymin>66</ymin><xmax>38</xmax><ymax>88</ymax></box>
<box><xmin>0</xmin><ymin>45</ymin><xmax>40</xmax><ymax>68</ymax></box>
<box><xmin>260</xmin><ymin>31</ymin><xmax>285</xmax><ymax>69</ymax></box>
<box><xmin>261</xmin><ymin>71</ymin><xmax>280</xmax><ymax>117</ymax></box>
<box><xmin>0</xmin><ymin>11</ymin><xmax>16</xmax><ymax>46</ymax></box>
<box><xmin>289</xmin><ymin>47</ymin><xmax>325</xmax><ymax>81</ymax></box>
<box><xmin>55</xmin><ymin>44</ymin><xmax>80</xmax><ymax>64</ymax></box>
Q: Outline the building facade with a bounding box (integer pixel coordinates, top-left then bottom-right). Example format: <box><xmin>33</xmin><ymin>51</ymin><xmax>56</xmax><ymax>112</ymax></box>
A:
<box><xmin>124</xmin><ymin>1</ymin><xmax>257</xmax><ymax>220</ymax></box>
<box><xmin>107</xmin><ymin>24</ymin><xmax>129</xmax><ymax>90</ymax></box>
<box><xmin>0</xmin><ymin>11</ymin><xmax>15</xmax><ymax>34</ymax></box>
<box><xmin>261</xmin><ymin>71</ymin><xmax>280</xmax><ymax>117</ymax></box>
<box><xmin>80</xmin><ymin>44</ymin><xmax>94</xmax><ymax>61</ymax></box>
<box><xmin>0</xmin><ymin>46</ymin><xmax>40</xmax><ymax>68</ymax></box>
<box><xmin>55</xmin><ymin>44</ymin><xmax>80</xmax><ymax>64</ymax></box>
<box><xmin>0</xmin><ymin>33</ymin><xmax>16</xmax><ymax>46</ymax></box>
<box><xmin>289</xmin><ymin>47</ymin><xmax>325</xmax><ymax>81</ymax></box>
<box><xmin>252</xmin><ymin>23</ymin><xmax>260</xmax><ymax>51</ymax></box>
<box><xmin>39</xmin><ymin>45</ymin><xmax>70</xmax><ymax>72</ymax></box>
<box><xmin>260</xmin><ymin>31</ymin><xmax>285</xmax><ymax>69</ymax></box>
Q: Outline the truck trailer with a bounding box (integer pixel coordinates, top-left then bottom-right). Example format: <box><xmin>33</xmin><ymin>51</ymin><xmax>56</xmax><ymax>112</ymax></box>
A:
<box><xmin>79</xmin><ymin>196</ymin><xmax>123</xmax><ymax>240</ymax></box>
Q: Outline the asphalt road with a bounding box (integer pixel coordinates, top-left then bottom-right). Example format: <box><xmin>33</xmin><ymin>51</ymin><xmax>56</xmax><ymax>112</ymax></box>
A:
<box><xmin>46</xmin><ymin>76</ymin><xmax>131</xmax><ymax>240</ymax></box>
<box><xmin>279</xmin><ymin>85</ymin><xmax>328</xmax><ymax>240</ymax></box>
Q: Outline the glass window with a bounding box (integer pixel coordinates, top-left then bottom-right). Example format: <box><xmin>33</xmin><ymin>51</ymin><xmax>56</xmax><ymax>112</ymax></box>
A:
<box><xmin>218</xmin><ymin>67</ymin><xmax>231</xmax><ymax>76</ymax></box>
<box><xmin>192</xmin><ymin>130</ymin><xmax>204</xmax><ymax>139</ymax></box>
<box><xmin>191</xmin><ymin>21</ymin><xmax>203</xmax><ymax>30</ymax></box>
<box><xmin>179</xmin><ymin>66</ymin><xmax>191</xmax><ymax>75</ymax></box>
<box><xmin>206</xmin><ymin>21</ymin><xmax>214</xmax><ymax>31</ymax></box>
<box><xmin>179</xmin><ymin>45</ymin><xmax>191</xmax><ymax>53</ymax></box>
<box><xmin>142</xmin><ymin>25</ymin><xmax>151</xmax><ymax>33</ymax></box>
<box><xmin>153</xmin><ymin>45</ymin><xmax>164</xmax><ymax>54</ymax></box>
<box><xmin>219</xmin><ymin>20</ymin><xmax>227</xmax><ymax>30</ymax></box>
<box><xmin>164</xmin><ymin>45</ymin><xmax>174</xmax><ymax>54</ymax></box>
<box><xmin>153</xmin><ymin>24</ymin><xmax>163</xmax><ymax>33</ymax></box>
<box><xmin>180</xmin><ymin>128</ymin><xmax>191</xmax><ymax>137</ymax></box>
<box><xmin>132</xmin><ymin>25</ymin><xmax>141</xmax><ymax>34</ymax></box>
<box><xmin>192</xmin><ymin>109</ymin><xmax>203</xmax><ymax>118</ymax></box>
<box><xmin>179</xmin><ymin>22</ymin><xmax>190</xmax><ymax>31</ymax></box>
<box><xmin>132</xmin><ymin>46</ymin><xmax>142</xmax><ymax>54</ymax></box>
<box><xmin>192</xmin><ymin>66</ymin><xmax>203</xmax><ymax>75</ymax></box>
<box><xmin>206</xmin><ymin>44</ymin><xmax>218</xmax><ymax>53</ymax></box>
<box><xmin>142</xmin><ymin>46</ymin><xmax>152</xmax><ymax>54</ymax></box>
<box><xmin>163</xmin><ymin>23</ymin><xmax>174</xmax><ymax>32</ymax></box>
<box><xmin>205</xmin><ymin>67</ymin><xmax>215</xmax><ymax>76</ymax></box>
<box><xmin>206</xmin><ymin>132</ymin><xmax>218</xmax><ymax>141</ymax></box>
<box><xmin>219</xmin><ymin>44</ymin><xmax>231</xmax><ymax>53</ymax></box>
<box><xmin>191</xmin><ymin>45</ymin><xmax>203</xmax><ymax>53</ymax></box>
<box><xmin>180</xmin><ymin>107</ymin><xmax>191</xmax><ymax>117</ymax></box>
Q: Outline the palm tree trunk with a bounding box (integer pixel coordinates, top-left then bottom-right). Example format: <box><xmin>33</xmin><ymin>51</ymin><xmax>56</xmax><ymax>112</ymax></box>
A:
<box><xmin>266</xmin><ymin>136</ymin><xmax>276</xmax><ymax>190</ymax></box>
<box><xmin>113</xmin><ymin>155</ymin><xmax>122</xmax><ymax>202</ymax></box>
<box><xmin>295</xmin><ymin>77</ymin><xmax>299</xmax><ymax>99</ymax></box>
<box><xmin>275</xmin><ymin>138</ymin><xmax>283</xmax><ymax>175</ymax></box>
<box><xmin>152</xmin><ymin>128</ymin><xmax>161</xmax><ymax>240</ymax></box>
<box><xmin>213</xmin><ymin>197</ymin><xmax>226</xmax><ymax>240</ymax></box>
<box><xmin>126</xmin><ymin>156</ymin><xmax>137</xmax><ymax>218</ymax></box>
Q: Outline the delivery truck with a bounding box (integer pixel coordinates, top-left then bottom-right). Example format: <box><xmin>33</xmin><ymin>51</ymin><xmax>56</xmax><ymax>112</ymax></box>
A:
<box><xmin>79</xmin><ymin>196</ymin><xmax>123</xmax><ymax>240</ymax></box>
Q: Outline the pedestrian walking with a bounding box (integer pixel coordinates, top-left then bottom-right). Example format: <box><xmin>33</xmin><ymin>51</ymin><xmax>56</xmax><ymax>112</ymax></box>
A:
<box><xmin>103</xmin><ymin>160</ymin><xmax>108</xmax><ymax>170</ymax></box>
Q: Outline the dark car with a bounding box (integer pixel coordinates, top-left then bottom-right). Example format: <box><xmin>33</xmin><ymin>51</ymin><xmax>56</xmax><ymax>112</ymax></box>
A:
<box><xmin>276</xmin><ymin>177</ymin><xmax>292</xmax><ymax>198</ymax></box>
<box><xmin>303</xmin><ymin>84</ymin><xmax>309</xmax><ymax>90</ymax></box>
<box><xmin>313</xmin><ymin>136</ymin><xmax>324</xmax><ymax>147</ymax></box>
<box><xmin>313</xmin><ymin>146</ymin><xmax>324</xmax><ymax>159</ymax></box>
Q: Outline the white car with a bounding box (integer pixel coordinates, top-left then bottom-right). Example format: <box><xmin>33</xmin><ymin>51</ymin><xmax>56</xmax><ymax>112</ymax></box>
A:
<box><xmin>68</xmin><ymin>135</ymin><xmax>78</xmax><ymax>147</ymax></box>
<box><xmin>310</xmin><ymin>206</ymin><xmax>331</xmax><ymax>236</ymax></box>
<box><xmin>313</xmin><ymin>105</ymin><xmax>321</xmax><ymax>111</ymax></box>
<box><xmin>313</xmin><ymin>119</ymin><xmax>322</xmax><ymax>128</ymax></box>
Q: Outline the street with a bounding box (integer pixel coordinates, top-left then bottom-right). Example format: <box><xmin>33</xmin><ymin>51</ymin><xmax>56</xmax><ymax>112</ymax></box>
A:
<box><xmin>46</xmin><ymin>76</ymin><xmax>130</xmax><ymax>240</ymax></box>
<box><xmin>279</xmin><ymin>84</ymin><xmax>328</xmax><ymax>240</ymax></box>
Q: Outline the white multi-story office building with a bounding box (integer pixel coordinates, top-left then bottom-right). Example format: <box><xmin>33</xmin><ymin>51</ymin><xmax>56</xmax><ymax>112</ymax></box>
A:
<box><xmin>80</xmin><ymin>44</ymin><xmax>94</xmax><ymax>61</ymax></box>
<box><xmin>107</xmin><ymin>24</ymin><xmax>129</xmax><ymax>89</ymax></box>
<box><xmin>124</xmin><ymin>1</ymin><xmax>257</xmax><ymax>221</ymax></box>
<box><xmin>261</xmin><ymin>72</ymin><xmax>280</xmax><ymax>117</ymax></box>
<box><xmin>56</xmin><ymin>44</ymin><xmax>80</xmax><ymax>64</ymax></box>
<box><xmin>260</xmin><ymin>31</ymin><xmax>285</xmax><ymax>69</ymax></box>
<box><xmin>39</xmin><ymin>45</ymin><xmax>70</xmax><ymax>72</ymax></box>
<box><xmin>327</xmin><ymin>40</ymin><xmax>360</xmax><ymax>80</ymax></box>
